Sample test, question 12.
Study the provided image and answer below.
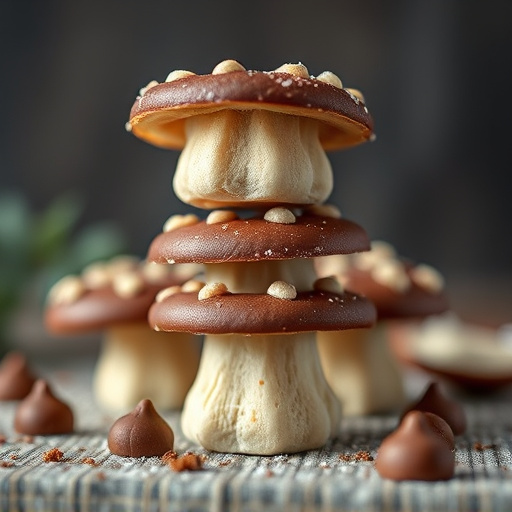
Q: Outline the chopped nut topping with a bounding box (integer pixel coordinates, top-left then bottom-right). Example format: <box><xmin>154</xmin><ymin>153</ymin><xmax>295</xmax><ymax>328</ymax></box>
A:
<box><xmin>274</xmin><ymin>63</ymin><xmax>309</xmax><ymax>78</ymax></box>
<box><xmin>155</xmin><ymin>285</ymin><xmax>182</xmax><ymax>303</ymax></box>
<box><xmin>314</xmin><ymin>276</ymin><xmax>344</xmax><ymax>294</ymax></box>
<box><xmin>410</xmin><ymin>264</ymin><xmax>445</xmax><ymax>293</ymax></box>
<box><xmin>82</xmin><ymin>262</ymin><xmax>111</xmax><ymax>289</ymax></box>
<box><xmin>48</xmin><ymin>276</ymin><xmax>86</xmax><ymax>305</ymax></box>
<box><xmin>263</xmin><ymin>207</ymin><xmax>296</xmax><ymax>224</ymax></box>
<box><xmin>371</xmin><ymin>260</ymin><xmax>410</xmax><ymax>293</ymax></box>
<box><xmin>139</xmin><ymin>80</ymin><xmax>159</xmax><ymax>96</ymax></box>
<box><xmin>141</xmin><ymin>262</ymin><xmax>171</xmax><ymax>284</ymax></box>
<box><xmin>167</xmin><ymin>453</ymin><xmax>203</xmax><ymax>472</ymax></box>
<box><xmin>206</xmin><ymin>210</ymin><xmax>238</xmax><ymax>225</ymax></box>
<box><xmin>112</xmin><ymin>272</ymin><xmax>146</xmax><ymax>299</ymax></box>
<box><xmin>163</xmin><ymin>214</ymin><xmax>200</xmax><ymax>233</ymax></box>
<box><xmin>306</xmin><ymin>204</ymin><xmax>342</xmax><ymax>218</ymax></box>
<box><xmin>316</xmin><ymin>71</ymin><xmax>343</xmax><ymax>89</ymax></box>
<box><xmin>198</xmin><ymin>282</ymin><xmax>229</xmax><ymax>300</ymax></box>
<box><xmin>42</xmin><ymin>448</ymin><xmax>64</xmax><ymax>463</ymax></box>
<box><xmin>181</xmin><ymin>279</ymin><xmax>206</xmax><ymax>293</ymax></box>
<box><xmin>165</xmin><ymin>70</ymin><xmax>196</xmax><ymax>82</ymax></box>
<box><xmin>212</xmin><ymin>59</ymin><xmax>246</xmax><ymax>74</ymax></box>
<box><xmin>267</xmin><ymin>281</ymin><xmax>297</xmax><ymax>300</ymax></box>
<box><xmin>345</xmin><ymin>88</ymin><xmax>365</xmax><ymax>103</ymax></box>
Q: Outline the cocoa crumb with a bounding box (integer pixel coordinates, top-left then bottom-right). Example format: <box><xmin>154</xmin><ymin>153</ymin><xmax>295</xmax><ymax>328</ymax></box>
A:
<box><xmin>218</xmin><ymin>459</ymin><xmax>232</xmax><ymax>467</ymax></box>
<box><xmin>43</xmin><ymin>448</ymin><xmax>64</xmax><ymax>462</ymax></box>
<box><xmin>0</xmin><ymin>434</ymin><xmax>6</xmax><ymax>445</ymax></box>
<box><xmin>0</xmin><ymin>461</ymin><xmax>14</xmax><ymax>468</ymax></box>
<box><xmin>474</xmin><ymin>442</ymin><xmax>496</xmax><ymax>451</ymax></box>
<box><xmin>80</xmin><ymin>457</ymin><xmax>98</xmax><ymax>466</ymax></box>
<box><xmin>264</xmin><ymin>469</ymin><xmax>274</xmax><ymax>477</ymax></box>
<box><xmin>339</xmin><ymin>450</ymin><xmax>374</xmax><ymax>462</ymax></box>
<box><xmin>9</xmin><ymin>455</ymin><xmax>18</xmax><ymax>460</ymax></box>
<box><xmin>161</xmin><ymin>450</ymin><xmax>178</xmax><ymax>464</ymax></box>
<box><xmin>96</xmin><ymin>471</ymin><xmax>106</xmax><ymax>480</ymax></box>
<box><xmin>167</xmin><ymin>453</ymin><xmax>204</xmax><ymax>472</ymax></box>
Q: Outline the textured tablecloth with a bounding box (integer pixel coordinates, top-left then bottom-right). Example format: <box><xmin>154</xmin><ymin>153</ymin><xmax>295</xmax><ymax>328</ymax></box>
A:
<box><xmin>1</xmin><ymin>356</ymin><xmax>512</xmax><ymax>512</ymax></box>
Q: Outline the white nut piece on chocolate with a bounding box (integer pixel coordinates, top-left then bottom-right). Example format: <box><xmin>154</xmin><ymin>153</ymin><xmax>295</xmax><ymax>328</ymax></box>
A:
<box><xmin>306</xmin><ymin>204</ymin><xmax>342</xmax><ymax>218</ymax></box>
<box><xmin>274</xmin><ymin>63</ymin><xmax>309</xmax><ymax>78</ymax></box>
<box><xmin>313</xmin><ymin>276</ymin><xmax>344</xmax><ymax>294</ymax></box>
<box><xmin>156</xmin><ymin>285</ymin><xmax>182</xmax><ymax>303</ymax></box>
<box><xmin>163</xmin><ymin>213</ymin><xmax>200</xmax><ymax>233</ymax></box>
<box><xmin>141</xmin><ymin>261</ymin><xmax>171</xmax><ymax>283</ymax></box>
<box><xmin>82</xmin><ymin>262</ymin><xmax>111</xmax><ymax>289</ymax></box>
<box><xmin>198</xmin><ymin>282</ymin><xmax>229</xmax><ymax>300</ymax></box>
<box><xmin>345</xmin><ymin>88</ymin><xmax>365</xmax><ymax>103</ymax></box>
<box><xmin>139</xmin><ymin>80</ymin><xmax>159</xmax><ymax>96</ymax></box>
<box><xmin>371</xmin><ymin>260</ymin><xmax>410</xmax><ymax>293</ymax></box>
<box><xmin>181</xmin><ymin>279</ymin><xmax>206</xmax><ymax>293</ymax></box>
<box><xmin>165</xmin><ymin>70</ymin><xmax>196</xmax><ymax>82</ymax></box>
<box><xmin>48</xmin><ymin>275</ymin><xmax>86</xmax><ymax>305</ymax></box>
<box><xmin>212</xmin><ymin>59</ymin><xmax>246</xmax><ymax>74</ymax></box>
<box><xmin>206</xmin><ymin>210</ymin><xmax>239</xmax><ymax>225</ymax></box>
<box><xmin>112</xmin><ymin>271</ymin><xmax>145</xmax><ymax>299</ymax></box>
<box><xmin>267</xmin><ymin>280</ymin><xmax>297</xmax><ymax>300</ymax></box>
<box><xmin>316</xmin><ymin>71</ymin><xmax>343</xmax><ymax>89</ymax></box>
<box><xmin>354</xmin><ymin>240</ymin><xmax>396</xmax><ymax>270</ymax></box>
<box><xmin>107</xmin><ymin>255</ymin><xmax>140</xmax><ymax>276</ymax></box>
<box><xmin>410</xmin><ymin>264</ymin><xmax>445</xmax><ymax>293</ymax></box>
<box><xmin>263</xmin><ymin>207</ymin><xmax>296</xmax><ymax>224</ymax></box>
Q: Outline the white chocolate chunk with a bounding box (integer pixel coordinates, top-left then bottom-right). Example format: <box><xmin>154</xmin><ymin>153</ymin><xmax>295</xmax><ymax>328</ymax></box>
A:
<box><xmin>139</xmin><ymin>80</ymin><xmax>159</xmax><ymax>96</ymax></box>
<box><xmin>267</xmin><ymin>280</ymin><xmax>297</xmax><ymax>300</ymax></box>
<box><xmin>212</xmin><ymin>59</ymin><xmax>246</xmax><ymax>74</ymax></box>
<box><xmin>112</xmin><ymin>272</ymin><xmax>145</xmax><ymax>299</ymax></box>
<box><xmin>345</xmin><ymin>88</ymin><xmax>365</xmax><ymax>103</ymax></box>
<box><xmin>82</xmin><ymin>262</ymin><xmax>111</xmax><ymax>289</ymax></box>
<box><xmin>314</xmin><ymin>276</ymin><xmax>343</xmax><ymax>294</ymax></box>
<box><xmin>410</xmin><ymin>264</ymin><xmax>445</xmax><ymax>293</ymax></box>
<box><xmin>263</xmin><ymin>207</ymin><xmax>296</xmax><ymax>224</ymax></box>
<box><xmin>181</xmin><ymin>279</ymin><xmax>206</xmax><ymax>293</ymax></box>
<box><xmin>165</xmin><ymin>70</ymin><xmax>196</xmax><ymax>82</ymax></box>
<box><xmin>206</xmin><ymin>210</ymin><xmax>238</xmax><ymax>225</ymax></box>
<box><xmin>48</xmin><ymin>275</ymin><xmax>86</xmax><ymax>305</ymax></box>
<box><xmin>274</xmin><ymin>63</ymin><xmax>309</xmax><ymax>78</ymax></box>
<box><xmin>306</xmin><ymin>204</ymin><xmax>342</xmax><ymax>218</ymax></box>
<box><xmin>316</xmin><ymin>71</ymin><xmax>343</xmax><ymax>89</ymax></box>
<box><xmin>371</xmin><ymin>260</ymin><xmax>410</xmax><ymax>293</ymax></box>
<box><xmin>155</xmin><ymin>285</ymin><xmax>182</xmax><ymax>303</ymax></box>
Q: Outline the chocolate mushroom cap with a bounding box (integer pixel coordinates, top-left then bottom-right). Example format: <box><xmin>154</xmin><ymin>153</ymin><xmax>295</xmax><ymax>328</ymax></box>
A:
<box><xmin>149</xmin><ymin>290</ymin><xmax>376</xmax><ymax>335</ymax></box>
<box><xmin>129</xmin><ymin>69</ymin><xmax>373</xmax><ymax>152</ymax></box>
<box><xmin>148</xmin><ymin>213</ymin><xmax>371</xmax><ymax>264</ymax></box>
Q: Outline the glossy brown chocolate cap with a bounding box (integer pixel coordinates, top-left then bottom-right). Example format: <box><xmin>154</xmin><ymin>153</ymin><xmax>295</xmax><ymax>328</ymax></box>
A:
<box><xmin>375</xmin><ymin>410</ymin><xmax>455</xmax><ymax>481</ymax></box>
<box><xmin>128</xmin><ymin>60</ymin><xmax>373</xmax><ymax>151</ymax></box>
<box><xmin>14</xmin><ymin>380</ymin><xmax>74</xmax><ymax>435</ymax></box>
<box><xmin>108</xmin><ymin>399</ymin><xmax>175</xmax><ymax>457</ymax></box>
<box><xmin>148</xmin><ymin>212</ymin><xmax>371</xmax><ymax>265</ymax></box>
<box><xmin>401</xmin><ymin>381</ymin><xmax>467</xmax><ymax>435</ymax></box>
<box><xmin>0</xmin><ymin>352</ymin><xmax>37</xmax><ymax>400</ymax></box>
<box><xmin>149</xmin><ymin>289</ymin><xmax>376</xmax><ymax>335</ymax></box>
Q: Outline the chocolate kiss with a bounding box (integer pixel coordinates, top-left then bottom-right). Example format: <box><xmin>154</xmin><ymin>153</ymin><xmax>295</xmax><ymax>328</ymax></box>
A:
<box><xmin>108</xmin><ymin>399</ymin><xmax>174</xmax><ymax>457</ymax></box>
<box><xmin>375</xmin><ymin>410</ymin><xmax>455</xmax><ymax>481</ymax></box>
<box><xmin>402</xmin><ymin>381</ymin><xmax>467</xmax><ymax>435</ymax></box>
<box><xmin>14</xmin><ymin>379</ymin><xmax>74</xmax><ymax>435</ymax></box>
<box><xmin>0</xmin><ymin>352</ymin><xmax>37</xmax><ymax>400</ymax></box>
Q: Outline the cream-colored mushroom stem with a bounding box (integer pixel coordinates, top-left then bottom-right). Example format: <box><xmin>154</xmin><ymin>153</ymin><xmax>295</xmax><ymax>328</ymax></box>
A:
<box><xmin>203</xmin><ymin>259</ymin><xmax>317</xmax><ymax>293</ymax></box>
<box><xmin>181</xmin><ymin>332</ymin><xmax>341</xmax><ymax>455</ymax></box>
<box><xmin>173</xmin><ymin>109</ymin><xmax>333</xmax><ymax>209</ymax></box>
<box><xmin>317</xmin><ymin>323</ymin><xmax>406</xmax><ymax>416</ymax></box>
<box><xmin>93</xmin><ymin>322</ymin><xmax>200</xmax><ymax>414</ymax></box>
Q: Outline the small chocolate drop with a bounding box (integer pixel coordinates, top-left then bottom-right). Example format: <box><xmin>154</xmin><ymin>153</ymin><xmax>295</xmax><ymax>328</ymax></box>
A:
<box><xmin>0</xmin><ymin>352</ymin><xmax>37</xmax><ymax>400</ymax></box>
<box><xmin>108</xmin><ymin>399</ymin><xmax>174</xmax><ymax>457</ymax></box>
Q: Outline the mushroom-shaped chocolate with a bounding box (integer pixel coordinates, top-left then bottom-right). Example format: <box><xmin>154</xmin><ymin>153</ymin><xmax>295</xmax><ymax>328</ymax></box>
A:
<box><xmin>14</xmin><ymin>379</ymin><xmax>74</xmax><ymax>435</ymax></box>
<box><xmin>147</xmin><ymin>207</ymin><xmax>376</xmax><ymax>455</ymax></box>
<box><xmin>315</xmin><ymin>241</ymin><xmax>449</xmax><ymax>415</ymax></box>
<box><xmin>127</xmin><ymin>60</ymin><xmax>373</xmax><ymax>209</ymax></box>
<box><xmin>0</xmin><ymin>351</ymin><xmax>37</xmax><ymax>400</ymax></box>
<box><xmin>44</xmin><ymin>256</ymin><xmax>201</xmax><ymax>413</ymax></box>
<box><xmin>375</xmin><ymin>410</ymin><xmax>455</xmax><ymax>481</ymax></box>
<box><xmin>108</xmin><ymin>398</ymin><xmax>174</xmax><ymax>457</ymax></box>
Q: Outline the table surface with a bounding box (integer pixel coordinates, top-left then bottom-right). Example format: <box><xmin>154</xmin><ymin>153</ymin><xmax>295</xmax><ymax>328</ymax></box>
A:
<box><xmin>1</xmin><ymin>355</ymin><xmax>512</xmax><ymax>512</ymax></box>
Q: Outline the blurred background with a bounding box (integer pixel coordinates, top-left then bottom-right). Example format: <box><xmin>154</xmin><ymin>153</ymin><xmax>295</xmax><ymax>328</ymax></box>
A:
<box><xmin>1</xmin><ymin>0</ymin><xmax>511</xmax><ymax>354</ymax></box>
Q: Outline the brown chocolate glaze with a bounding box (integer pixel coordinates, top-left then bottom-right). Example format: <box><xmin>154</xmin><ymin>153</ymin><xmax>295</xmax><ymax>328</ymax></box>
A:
<box><xmin>108</xmin><ymin>399</ymin><xmax>174</xmax><ymax>457</ymax></box>
<box><xmin>45</xmin><ymin>285</ymin><xmax>165</xmax><ymax>334</ymax></box>
<box><xmin>148</xmin><ymin>214</ymin><xmax>370</xmax><ymax>265</ymax></box>
<box><xmin>14</xmin><ymin>380</ymin><xmax>74</xmax><ymax>435</ymax></box>
<box><xmin>0</xmin><ymin>352</ymin><xmax>38</xmax><ymax>400</ymax></box>
<box><xmin>344</xmin><ymin>263</ymin><xmax>449</xmax><ymax>320</ymax></box>
<box><xmin>401</xmin><ymin>381</ymin><xmax>467</xmax><ymax>435</ymax></box>
<box><xmin>149</xmin><ymin>290</ymin><xmax>376</xmax><ymax>335</ymax></box>
<box><xmin>129</xmin><ymin>70</ymin><xmax>373</xmax><ymax>151</ymax></box>
<box><xmin>375</xmin><ymin>410</ymin><xmax>455</xmax><ymax>481</ymax></box>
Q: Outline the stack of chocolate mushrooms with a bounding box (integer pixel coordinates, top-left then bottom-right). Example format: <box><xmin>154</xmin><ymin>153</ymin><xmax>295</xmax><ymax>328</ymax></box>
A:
<box><xmin>127</xmin><ymin>60</ymin><xmax>377</xmax><ymax>455</ymax></box>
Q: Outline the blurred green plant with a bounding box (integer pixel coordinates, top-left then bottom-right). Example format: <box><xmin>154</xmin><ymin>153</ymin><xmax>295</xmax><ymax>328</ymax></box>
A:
<box><xmin>0</xmin><ymin>190</ymin><xmax>127</xmax><ymax>354</ymax></box>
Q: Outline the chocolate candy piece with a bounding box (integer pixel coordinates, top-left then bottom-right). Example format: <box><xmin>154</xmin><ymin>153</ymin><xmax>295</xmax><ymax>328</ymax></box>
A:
<box><xmin>0</xmin><ymin>352</ymin><xmax>37</xmax><ymax>400</ymax></box>
<box><xmin>108</xmin><ymin>399</ymin><xmax>174</xmax><ymax>457</ymax></box>
<box><xmin>402</xmin><ymin>381</ymin><xmax>467</xmax><ymax>435</ymax></box>
<box><xmin>375</xmin><ymin>410</ymin><xmax>455</xmax><ymax>481</ymax></box>
<box><xmin>14</xmin><ymin>380</ymin><xmax>74</xmax><ymax>435</ymax></box>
